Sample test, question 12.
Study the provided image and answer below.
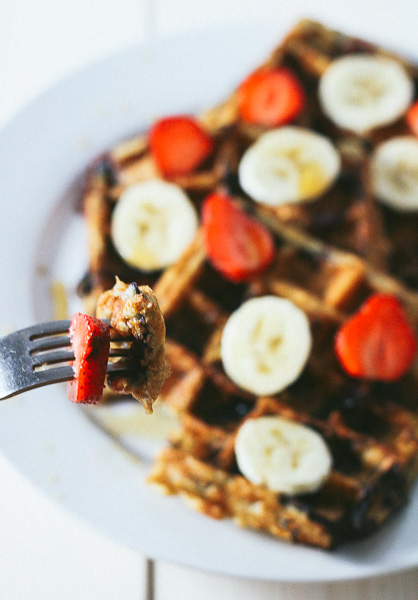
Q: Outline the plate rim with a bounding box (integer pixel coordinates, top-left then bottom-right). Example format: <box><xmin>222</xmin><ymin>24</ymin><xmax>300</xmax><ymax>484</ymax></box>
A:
<box><xmin>0</xmin><ymin>23</ymin><xmax>417</xmax><ymax>583</ymax></box>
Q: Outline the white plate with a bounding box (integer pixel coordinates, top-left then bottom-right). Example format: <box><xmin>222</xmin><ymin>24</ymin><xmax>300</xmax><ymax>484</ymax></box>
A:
<box><xmin>0</xmin><ymin>24</ymin><xmax>417</xmax><ymax>583</ymax></box>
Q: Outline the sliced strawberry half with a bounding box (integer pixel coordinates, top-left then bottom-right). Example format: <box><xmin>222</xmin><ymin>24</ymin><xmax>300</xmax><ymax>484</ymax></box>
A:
<box><xmin>202</xmin><ymin>193</ymin><xmax>275</xmax><ymax>282</ymax></box>
<box><xmin>238</xmin><ymin>68</ymin><xmax>305</xmax><ymax>127</ymax></box>
<box><xmin>406</xmin><ymin>100</ymin><xmax>418</xmax><ymax>137</ymax></box>
<box><xmin>68</xmin><ymin>314</ymin><xmax>110</xmax><ymax>404</ymax></box>
<box><xmin>335</xmin><ymin>294</ymin><xmax>417</xmax><ymax>381</ymax></box>
<box><xmin>149</xmin><ymin>115</ymin><xmax>213</xmax><ymax>176</ymax></box>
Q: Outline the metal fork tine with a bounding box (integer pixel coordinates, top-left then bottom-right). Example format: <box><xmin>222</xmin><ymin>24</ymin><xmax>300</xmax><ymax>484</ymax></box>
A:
<box><xmin>30</xmin><ymin>335</ymin><xmax>71</xmax><ymax>353</ymax></box>
<box><xmin>34</xmin><ymin>359</ymin><xmax>130</xmax><ymax>386</ymax></box>
<box><xmin>32</xmin><ymin>350</ymin><xmax>75</xmax><ymax>369</ymax></box>
<box><xmin>31</xmin><ymin>336</ymin><xmax>131</xmax><ymax>368</ymax></box>
<box><xmin>30</xmin><ymin>334</ymin><xmax>129</xmax><ymax>354</ymax></box>
<box><xmin>106</xmin><ymin>361</ymin><xmax>131</xmax><ymax>373</ymax></box>
<box><xmin>26</xmin><ymin>319</ymin><xmax>71</xmax><ymax>340</ymax></box>
<box><xmin>109</xmin><ymin>347</ymin><xmax>132</xmax><ymax>357</ymax></box>
<box><xmin>35</xmin><ymin>365</ymin><xmax>74</xmax><ymax>385</ymax></box>
<box><xmin>32</xmin><ymin>347</ymin><xmax>130</xmax><ymax>368</ymax></box>
<box><xmin>32</xmin><ymin>346</ymin><xmax>130</xmax><ymax>368</ymax></box>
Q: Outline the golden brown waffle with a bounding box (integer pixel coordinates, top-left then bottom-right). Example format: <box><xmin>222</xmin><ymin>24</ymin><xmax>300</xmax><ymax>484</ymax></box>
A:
<box><xmin>147</xmin><ymin>227</ymin><xmax>418</xmax><ymax>548</ymax></box>
<box><xmin>80</xmin><ymin>20</ymin><xmax>418</xmax><ymax>296</ymax></box>
<box><xmin>77</xmin><ymin>20</ymin><xmax>418</xmax><ymax>548</ymax></box>
<box><xmin>199</xmin><ymin>19</ymin><xmax>418</xmax><ymax>286</ymax></box>
<box><xmin>95</xmin><ymin>279</ymin><xmax>169</xmax><ymax>413</ymax></box>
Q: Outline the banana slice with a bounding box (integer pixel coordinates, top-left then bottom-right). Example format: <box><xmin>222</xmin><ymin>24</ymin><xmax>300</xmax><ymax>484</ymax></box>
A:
<box><xmin>371</xmin><ymin>136</ymin><xmax>418</xmax><ymax>212</ymax></box>
<box><xmin>221</xmin><ymin>296</ymin><xmax>312</xmax><ymax>396</ymax></box>
<box><xmin>111</xmin><ymin>180</ymin><xmax>198</xmax><ymax>271</ymax></box>
<box><xmin>238</xmin><ymin>127</ymin><xmax>340</xmax><ymax>206</ymax></box>
<box><xmin>234</xmin><ymin>416</ymin><xmax>332</xmax><ymax>495</ymax></box>
<box><xmin>319</xmin><ymin>54</ymin><xmax>414</xmax><ymax>133</ymax></box>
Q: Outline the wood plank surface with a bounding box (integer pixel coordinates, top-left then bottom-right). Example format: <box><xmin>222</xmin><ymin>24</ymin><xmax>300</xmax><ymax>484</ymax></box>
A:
<box><xmin>153</xmin><ymin>562</ymin><xmax>418</xmax><ymax>600</ymax></box>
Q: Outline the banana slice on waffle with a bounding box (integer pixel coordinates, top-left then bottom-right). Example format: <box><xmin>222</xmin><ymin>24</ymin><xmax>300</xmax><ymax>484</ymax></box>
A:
<box><xmin>234</xmin><ymin>416</ymin><xmax>332</xmax><ymax>495</ymax></box>
<box><xmin>238</xmin><ymin>127</ymin><xmax>340</xmax><ymax>206</ymax></box>
<box><xmin>371</xmin><ymin>136</ymin><xmax>418</xmax><ymax>211</ymax></box>
<box><xmin>319</xmin><ymin>54</ymin><xmax>413</xmax><ymax>133</ymax></box>
<box><xmin>221</xmin><ymin>296</ymin><xmax>312</xmax><ymax>396</ymax></box>
<box><xmin>111</xmin><ymin>180</ymin><xmax>198</xmax><ymax>271</ymax></box>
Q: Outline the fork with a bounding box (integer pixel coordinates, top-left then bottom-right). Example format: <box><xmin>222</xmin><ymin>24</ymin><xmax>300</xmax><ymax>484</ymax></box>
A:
<box><xmin>0</xmin><ymin>319</ymin><xmax>131</xmax><ymax>401</ymax></box>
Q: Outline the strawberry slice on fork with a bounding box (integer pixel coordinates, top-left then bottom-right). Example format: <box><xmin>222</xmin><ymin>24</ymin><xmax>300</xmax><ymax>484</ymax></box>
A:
<box><xmin>68</xmin><ymin>313</ymin><xmax>111</xmax><ymax>404</ymax></box>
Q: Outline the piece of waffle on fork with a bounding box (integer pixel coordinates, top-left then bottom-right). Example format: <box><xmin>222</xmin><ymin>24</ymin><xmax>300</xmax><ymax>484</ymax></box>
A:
<box><xmin>78</xmin><ymin>20</ymin><xmax>418</xmax><ymax>548</ymax></box>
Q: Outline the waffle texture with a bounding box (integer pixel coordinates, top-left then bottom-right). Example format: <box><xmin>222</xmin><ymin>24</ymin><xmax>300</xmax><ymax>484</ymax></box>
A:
<box><xmin>78</xmin><ymin>20</ymin><xmax>418</xmax><ymax>548</ymax></box>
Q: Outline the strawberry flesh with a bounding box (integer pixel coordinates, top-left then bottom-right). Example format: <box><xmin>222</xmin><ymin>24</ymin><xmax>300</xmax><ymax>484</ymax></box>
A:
<box><xmin>406</xmin><ymin>100</ymin><xmax>418</xmax><ymax>137</ymax></box>
<box><xmin>68</xmin><ymin>313</ymin><xmax>110</xmax><ymax>404</ymax></box>
<box><xmin>202</xmin><ymin>193</ymin><xmax>275</xmax><ymax>282</ymax></box>
<box><xmin>335</xmin><ymin>294</ymin><xmax>417</xmax><ymax>381</ymax></box>
<box><xmin>149</xmin><ymin>115</ymin><xmax>213</xmax><ymax>176</ymax></box>
<box><xmin>238</xmin><ymin>68</ymin><xmax>305</xmax><ymax>127</ymax></box>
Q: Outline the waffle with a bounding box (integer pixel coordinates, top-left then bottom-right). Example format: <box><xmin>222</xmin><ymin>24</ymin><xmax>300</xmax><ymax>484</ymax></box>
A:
<box><xmin>95</xmin><ymin>279</ymin><xmax>169</xmax><ymax>413</ymax></box>
<box><xmin>77</xmin><ymin>20</ymin><xmax>418</xmax><ymax>548</ymax></box>
<box><xmin>200</xmin><ymin>19</ymin><xmax>418</xmax><ymax>287</ymax></box>
<box><xmin>147</xmin><ymin>229</ymin><xmax>418</xmax><ymax>548</ymax></box>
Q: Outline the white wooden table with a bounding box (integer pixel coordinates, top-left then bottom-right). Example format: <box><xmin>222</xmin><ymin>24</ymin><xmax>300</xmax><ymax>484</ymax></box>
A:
<box><xmin>0</xmin><ymin>1</ymin><xmax>417</xmax><ymax>598</ymax></box>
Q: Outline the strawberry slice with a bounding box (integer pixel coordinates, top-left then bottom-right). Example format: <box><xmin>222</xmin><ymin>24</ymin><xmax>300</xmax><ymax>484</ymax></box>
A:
<box><xmin>202</xmin><ymin>193</ymin><xmax>275</xmax><ymax>282</ymax></box>
<box><xmin>406</xmin><ymin>100</ymin><xmax>418</xmax><ymax>137</ymax></box>
<box><xmin>68</xmin><ymin>314</ymin><xmax>110</xmax><ymax>404</ymax></box>
<box><xmin>238</xmin><ymin>68</ymin><xmax>305</xmax><ymax>127</ymax></box>
<box><xmin>335</xmin><ymin>294</ymin><xmax>416</xmax><ymax>381</ymax></box>
<box><xmin>149</xmin><ymin>116</ymin><xmax>213</xmax><ymax>176</ymax></box>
